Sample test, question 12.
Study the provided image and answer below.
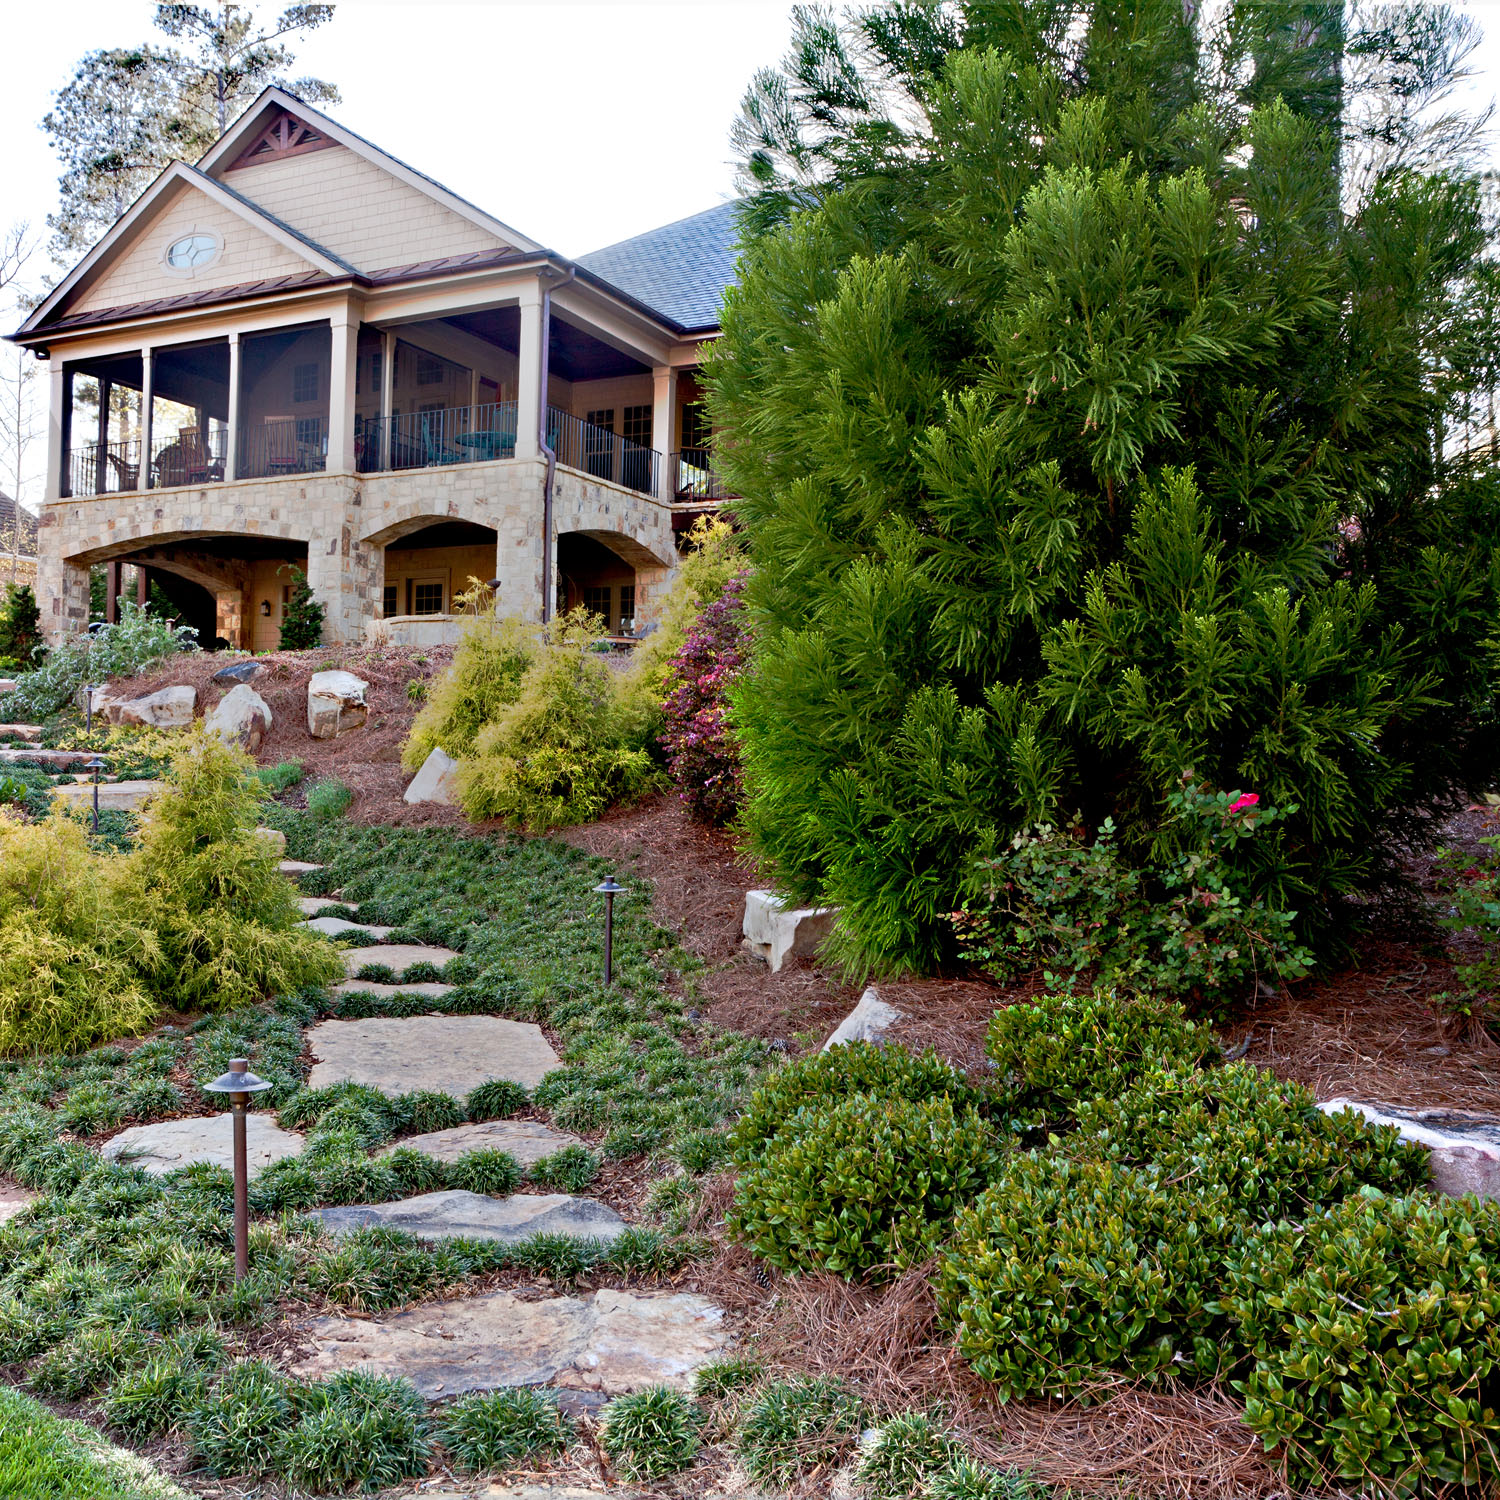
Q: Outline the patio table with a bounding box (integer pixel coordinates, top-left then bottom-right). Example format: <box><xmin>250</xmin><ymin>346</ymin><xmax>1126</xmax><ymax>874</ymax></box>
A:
<box><xmin>454</xmin><ymin>430</ymin><xmax>516</xmax><ymax>460</ymax></box>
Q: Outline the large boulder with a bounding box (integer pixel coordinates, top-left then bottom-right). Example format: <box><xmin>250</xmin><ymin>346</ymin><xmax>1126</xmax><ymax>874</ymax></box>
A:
<box><xmin>823</xmin><ymin>987</ymin><xmax>904</xmax><ymax>1050</ymax></box>
<box><xmin>1319</xmin><ymin>1099</ymin><xmax>1500</xmax><ymax>1201</ymax></box>
<box><xmin>403</xmin><ymin>746</ymin><xmax>460</xmax><ymax>806</ymax></box>
<box><xmin>107</xmin><ymin>684</ymin><xmax>197</xmax><ymax>728</ymax></box>
<box><xmin>307</xmin><ymin>670</ymin><xmax>369</xmax><ymax>739</ymax></box>
<box><xmin>743</xmin><ymin>889</ymin><xmax>838</xmax><ymax>972</ymax></box>
<box><xmin>205</xmin><ymin>683</ymin><xmax>272</xmax><ymax>752</ymax></box>
<box><xmin>210</xmin><ymin>659</ymin><xmax>266</xmax><ymax>686</ymax></box>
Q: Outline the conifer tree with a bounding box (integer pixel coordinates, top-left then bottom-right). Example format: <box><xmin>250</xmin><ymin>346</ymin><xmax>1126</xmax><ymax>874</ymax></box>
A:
<box><xmin>710</xmin><ymin>0</ymin><xmax>1500</xmax><ymax>972</ymax></box>
<box><xmin>278</xmin><ymin>567</ymin><xmax>324</xmax><ymax>650</ymax></box>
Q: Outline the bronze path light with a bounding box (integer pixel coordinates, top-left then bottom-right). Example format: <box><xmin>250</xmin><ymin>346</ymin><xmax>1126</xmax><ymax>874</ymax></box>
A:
<box><xmin>202</xmin><ymin>1057</ymin><xmax>272</xmax><ymax>1280</ymax></box>
<box><xmin>84</xmin><ymin>756</ymin><xmax>106</xmax><ymax>833</ymax></box>
<box><xmin>594</xmin><ymin>876</ymin><xmax>624</xmax><ymax>986</ymax></box>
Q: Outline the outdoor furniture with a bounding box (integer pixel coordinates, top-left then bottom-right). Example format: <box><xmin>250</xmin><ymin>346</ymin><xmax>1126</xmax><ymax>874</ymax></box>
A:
<box><xmin>454</xmin><ymin>427</ymin><xmax>516</xmax><ymax>461</ymax></box>
<box><xmin>263</xmin><ymin>416</ymin><xmax>300</xmax><ymax>474</ymax></box>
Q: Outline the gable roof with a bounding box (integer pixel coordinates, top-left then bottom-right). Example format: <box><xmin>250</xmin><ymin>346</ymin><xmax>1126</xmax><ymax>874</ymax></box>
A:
<box><xmin>0</xmin><ymin>493</ymin><xmax>38</xmax><ymax>557</ymax></box>
<box><xmin>577</xmin><ymin>201</ymin><xmax>742</xmax><ymax>332</ymax></box>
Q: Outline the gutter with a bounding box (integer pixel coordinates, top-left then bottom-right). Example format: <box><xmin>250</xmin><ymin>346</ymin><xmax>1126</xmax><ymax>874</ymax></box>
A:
<box><xmin>538</xmin><ymin>262</ymin><xmax>576</xmax><ymax>624</ymax></box>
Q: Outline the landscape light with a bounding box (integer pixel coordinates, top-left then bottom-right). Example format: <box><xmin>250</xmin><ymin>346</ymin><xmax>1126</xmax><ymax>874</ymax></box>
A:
<box><xmin>84</xmin><ymin>755</ymin><xmax>106</xmax><ymax>833</ymax></box>
<box><xmin>202</xmin><ymin>1057</ymin><xmax>272</xmax><ymax>1280</ymax></box>
<box><xmin>593</xmin><ymin>875</ymin><xmax>625</xmax><ymax>986</ymax></box>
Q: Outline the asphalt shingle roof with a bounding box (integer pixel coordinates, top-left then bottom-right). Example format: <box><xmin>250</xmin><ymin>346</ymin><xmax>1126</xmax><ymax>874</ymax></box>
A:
<box><xmin>577</xmin><ymin>201</ymin><xmax>741</xmax><ymax>332</ymax></box>
<box><xmin>0</xmin><ymin>492</ymin><xmax>37</xmax><ymax>557</ymax></box>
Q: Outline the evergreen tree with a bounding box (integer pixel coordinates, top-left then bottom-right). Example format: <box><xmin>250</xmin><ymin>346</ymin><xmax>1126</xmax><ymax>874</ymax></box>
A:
<box><xmin>0</xmin><ymin>585</ymin><xmax>42</xmax><ymax>667</ymax></box>
<box><xmin>278</xmin><ymin>567</ymin><xmax>323</xmax><ymax>649</ymax></box>
<box><xmin>710</xmin><ymin>1</ymin><xmax>1500</xmax><ymax>973</ymax></box>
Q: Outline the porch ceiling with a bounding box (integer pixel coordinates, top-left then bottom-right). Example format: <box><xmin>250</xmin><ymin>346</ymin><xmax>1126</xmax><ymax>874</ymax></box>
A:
<box><xmin>441</xmin><ymin>308</ymin><xmax>649</xmax><ymax>381</ymax></box>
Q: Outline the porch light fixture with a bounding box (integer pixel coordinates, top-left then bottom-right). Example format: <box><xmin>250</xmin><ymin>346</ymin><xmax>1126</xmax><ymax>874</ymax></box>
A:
<box><xmin>594</xmin><ymin>875</ymin><xmax>625</xmax><ymax>986</ymax></box>
<box><xmin>202</xmin><ymin>1057</ymin><xmax>272</xmax><ymax>1281</ymax></box>
<box><xmin>260</xmin><ymin>600</ymin><xmax>272</xmax><ymax>617</ymax></box>
<box><xmin>84</xmin><ymin>756</ymin><xmax>106</xmax><ymax>833</ymax></box>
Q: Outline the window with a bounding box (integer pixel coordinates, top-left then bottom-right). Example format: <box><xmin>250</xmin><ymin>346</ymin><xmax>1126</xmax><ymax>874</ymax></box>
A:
<box><xmin>618</xmin><ymin>585</ymin><xmax>636</xmax><ymax>633</ymax></box>
<box><xmin>411</xmin><ymin>580</ymin><xmax>445</xmax><ymax>615</ymax></box>
<box><xmin>679</xmin><ymin>401</ymin><xmax>710</xmax><ymax>452</ymax></box>
<box><xmin>622</xmin><ymin>405</ymin><xmax>652</xmax><ymax>447</ymax></box>
<box><xmin>382</xmin><ymin>584</ymin><xmax>398</xmax><ymax>618</ymax></box>
<box><xmin>292</xmin><ymin>363</ymin><xmax>319</xmax><ymax>403</ymax></box>
<box><xmin>295</xmin><ymin>417</ymin><xmax>322</xmax><ymax>450</ymax></box>
<box><xmin>416</xmin><ymin>352</ymin><xmax>446</xmax><ymax>386</ymax></box>
<box><xmin>584</xmin><ymin>409</ymin><xmax>615</xmax><ymax>479</ymax></box>
<box><xmin>586</xmin><ymin>408</ymin><xmax>615</xmax><ymax>431</ymax></box>
<box><xmin>582</xmin><ymin>585</ymin><xmax>611</xmax><ymax>630</ymax></box>
<box><xmin>164</xmin><ymin>232</ymin><xmax>219</xmax><ymax>272</ymax></box>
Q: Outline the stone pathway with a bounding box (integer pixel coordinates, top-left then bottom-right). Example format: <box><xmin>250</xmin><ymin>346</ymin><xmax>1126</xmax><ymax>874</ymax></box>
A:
<box><xmin>297</xmin><ymin>896</ymin><xmax>344</xmax><ymax>915</ymax></box>
<box><xmin>312</xmin><ymin>1189</ymin><xmax>625</xmax><ymax>1243</ymax></box>
<box><xmin>290</xmin><ymin>1287</ymin><xmax>727</xmax><ymax>1398</ymax></box>
<box><xmin>333</xmin><ymin>979</ymin><xmax>456</xmax><ymax>1001</ymax></box>
<box><xmin>101</xmin><ymin>1114</ymin><xmax>305</xmax><ymax>1178</ymax></box>
<box><xmin>0</xmin><ymin>747</ymin><xmax>96</xmax><ymax>768</ymax></box>
<box><xmin>380</xmin><ymin>1119</ymin><xmax>584</xmax><ymax>1167</ymax></box>
<box><xmin>299</xmin><ymin>915</ymin><xmax>396</xmax><ymax>939</ymax></box>
<box><xmin>279</xmin><ymin>858</ymin><xmax>324</xmax><ymax>875</ymax></box>
<box><xmin>51</xmin><ymin>778</ymin><xmax>164</xmax><ymax>812</ymax></box>
<box><xmin>307</xmin><ymin>1015</ymin><xmax>560</xmax><ymax>1095</ymax></box>
<box><xmin>341</xmin><ymin>942</ymin><xmax>457</xmax><ymax>977</ymax></box>
<box><xmin>0</xmin><ymin>1180</ymin><xmax>36</xmax><ymax>1226</ymax></box>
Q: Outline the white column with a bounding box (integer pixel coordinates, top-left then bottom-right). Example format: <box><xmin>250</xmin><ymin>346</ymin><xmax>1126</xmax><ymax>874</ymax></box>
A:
<box><xmin>326</xmin><ymin>305</ymin><xmax>359</xmax><ymax>474</ymax></box>
<box><xmin>651</xmin><ymin>364</ymin><xmax>678</xmax><ymax>500</ymax></box>
<box><xmin>45</xmin><ymin>362</ymin><xmax>67</xmax><ymax>502</ymax></box>
<box><xmin>379</xmin><ymin>329</ymin><xmax>396</xmax><ymax>470</ymax></box>
<box><xmin>515</xmin><ymin>284</ymin><xmax>543</xmax><ymax>461</ymax></box>
<box><xmin>137</xmin><ymin>348</ymin><xmax>154</xmax><ymax>492</ymax></box>
<box><xmin>225</xmin><ymin>332</ymin><xmax>242</xmax><ymax>481</ymax></box>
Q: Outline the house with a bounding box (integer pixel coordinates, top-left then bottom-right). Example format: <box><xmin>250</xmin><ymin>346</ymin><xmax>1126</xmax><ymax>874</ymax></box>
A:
<box><xmin>9</xmin><ymin>88</ymin><xmax>738</xmax><ymax>649</ymax></box>
<box><xmin>0</xmin><ymin>492</ymin><xmax>38</xmax><ymax>591</ymax></box>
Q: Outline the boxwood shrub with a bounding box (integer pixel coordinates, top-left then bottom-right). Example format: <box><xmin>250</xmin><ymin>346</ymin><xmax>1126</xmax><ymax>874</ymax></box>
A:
<box><xmin>730</xmin><ymin>1040</ymin><xmax>975</xmax><ymax>1162</ymax></box>
<box><xmin>1074</xmin><ymin>1063</ymin><xmax>1431</xmax><ymax>1220</ymax></box>
<box><xmin>729</xmin><ymin>1091</ymin><xmax>998</xmax><ymax>1279</ymax></box>
<box><xmin>936</xmin><ymin>1152</ymin><xmax>1229</xmax><ymax>1399</ymax></box>
<box><xmin>1221</xmin><ymin>1192</ymin><xmax>1500</xmax><ymax>1493</ymax></box>
<box><xmin>985</xmin><ymin>986</ymin><xmax>1217</xmax><ymax>1125</ymax></box>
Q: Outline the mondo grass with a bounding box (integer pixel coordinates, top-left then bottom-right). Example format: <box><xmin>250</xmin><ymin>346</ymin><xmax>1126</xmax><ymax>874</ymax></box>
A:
<box><xmin>599</xmin><ymin>1385</ymin><xmax>701</xmax><ymax>1481</ymax></box>
<box><xmin>437</xmin><ymin>1385</ymin><xmax>573</xmax><ymax>1473</ymax></box>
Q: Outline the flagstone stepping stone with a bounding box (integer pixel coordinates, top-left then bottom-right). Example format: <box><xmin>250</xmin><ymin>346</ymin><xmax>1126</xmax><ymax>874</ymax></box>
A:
<box><xmin>341</xmin><ymin>943</ymin><xmax>457</xmax><ymax>978</ymax></box>
<box><xmin>254</xmin><ymin>827</ymin><xmax>287</xmax><ymax>856</ymax></box>
<box><xmin>312</xmin><ymin>1189</ymin><xmax>625</xmax><ymax>1244</ymax></box>
<box><xmin>298</xmin><ymin>896</ymin><xmax>344</xmax><ymax>915</ymax></box>
<box><xmin>0</xmin><ymin>747</ymin><xmax>95</xmax><ymax>767</ymax></box>
<box><xmin>279</xmin><ymin>858</ymin><xmax>324</xmax><ymax>875</ymax></box>
<box><xmin>298</xmin><ymin>915</ymin><xmax>395</xmax><ymax>939</ymax></box>
<box><xmin>101</xmin><ymin>1113</ymin><xmax>305</xmax><ymax>1178</ymax></box>
<box><xmin>0</xmin><ymin>1181</ymin><xmax>35</xmax><ymax>1226</ymax></box>
<box><xmin>378</xmin><ymin>1119</ymin><xmax>584</xmax><ymax>1168</ymax></box>
<box><xmin>52</xmin><ymin>778</ymin><xmax>163</xmax><ymax>812</ymax></box>
<box><xmin>289</xmin><ymin>1286</ymin><xmax>727</xmax><ymax>1398</ymax></box>
<box><xmin>332</xmin><ymin>979</ymin><xmax>455</xmax><ymax>1001</ymax></box>
<box><xmin>306</xmin><ymin>1015</ymin><xmax>559</xmax><ymax>1095</ymax></box>
<box><xmin>0</xmin><ymin>724</ymin><xmax>41</xmax><ymax>740</ymax></box>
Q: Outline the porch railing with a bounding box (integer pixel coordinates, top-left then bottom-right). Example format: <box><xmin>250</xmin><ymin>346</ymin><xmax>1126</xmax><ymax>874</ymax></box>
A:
<box><xmin>358</xmin><ymin>401</ymin><xmax>518</xmax><ymax>473</ymax></box>
<box><xmin>670</xmin><ymin>447</ymin><xmax>733</xmax><ymax>503</ymax></box>
<box><xmin>67</xmin><ymin>438</ymin><xmax>142</xmax><ymax>498</ymax></box>
<box><xmin>151</xmin><ymin>427</ymin><xmax>227</xmax><ymax>489</ymax></box>
<box><xmin>237</xmin><ymin>416</ymin><xmax>326</xmax><ymax>480</ymax></box>
<box><xmin>549</xmin><ymin>406</ymin><xmax>658</xmax><ymax>497</ymax></box>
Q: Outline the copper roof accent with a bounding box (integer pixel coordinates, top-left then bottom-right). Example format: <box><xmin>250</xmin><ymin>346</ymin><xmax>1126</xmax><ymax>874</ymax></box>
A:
<box><xmin>365</xmin><ymin>247</ymin><xmax>531</xmax><ymax>282</ymax></box>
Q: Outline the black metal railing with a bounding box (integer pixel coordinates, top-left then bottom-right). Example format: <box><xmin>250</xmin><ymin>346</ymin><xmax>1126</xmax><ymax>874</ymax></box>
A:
<box><xmin>357</xmin><ymin>401</ymin><xmax>518</xmax><ymax>473</ymax></box>
<box><xmin>150</xmin><ymin>427</ymin><xmax>227</xmax><ymax>489</ymax></box>
<box><xmin>670</xmin><ymin>446</ymin><xmax>733</xmax><ymax>502</ymax></box>
<box><xmin>549</xmin><ymin>406</ymin><xmax>659</xmax><ymax>497</ymax></box>
<box><xmin>237</xmin><ymin>416</ymin><xmax>326</xmax><ymax>480</ymax></box>
<box><xmin>67</xmin><ymin>438</ymin><xmax>142</xmax><ymax>497</ymax></box>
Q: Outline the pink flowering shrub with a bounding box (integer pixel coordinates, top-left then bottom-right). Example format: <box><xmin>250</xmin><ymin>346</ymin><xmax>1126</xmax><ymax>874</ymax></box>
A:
<box><xmin>661</xmin><ymin>572</ymin><xmax>751</xmax><ymax>824</ymax></box>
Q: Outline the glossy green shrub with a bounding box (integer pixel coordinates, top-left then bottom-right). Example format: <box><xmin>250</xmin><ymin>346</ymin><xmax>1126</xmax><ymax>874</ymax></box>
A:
<box><xmin>1222</xmin><ymin>1193</ymin><xmax>1500</xmax><ymax>1493</ymax></box>
<box><xmin>437</xmin><ymin>1385</ymin><xmax>573</xmax><ymax>1473</ymax></box>
<box><xmin>937</xmin><ymin>1153</ymin><xmax>1227</xmax><ymax>1399</ymax></box>
<box><xmin>737</xmin><ymin>1375</ymin><xmax>864</xmax><ymax>1488</ymax></box>
<box><xmin>599</xmin><ymin>1385</ymin><xmax>701</xmax><ymax>1481</ymax></box>
<box><xmin>1075</xmin><ymin>1063</ymin><xmax>1430</xmax><ymax>1220</ymax></box>
<box><xmin>730</xmin><ymin>1040</ymin><xmax>974</xmax><ymax>1161</ymax></box>
<box><xmin>985</xmin><ymin>986</ymin><xmax>1216</xmax><ymax>1124</ymax></box>
<box><xmin>730</xmin><ymin>1091</ymin><xmax>997</xmax><ymax>1279</ymax></box>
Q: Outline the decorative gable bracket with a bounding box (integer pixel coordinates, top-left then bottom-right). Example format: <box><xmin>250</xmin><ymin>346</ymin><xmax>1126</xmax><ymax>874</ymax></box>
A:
<box><xmin>227</xmin><ymin>110</ymin><xmax>333</xmax><ymax>170</ymax></box>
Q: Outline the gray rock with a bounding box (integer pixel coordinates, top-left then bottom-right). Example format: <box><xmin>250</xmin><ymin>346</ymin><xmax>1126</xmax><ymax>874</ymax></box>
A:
<box><xmin>743</xmin><ymin>889</ymin><xmax>837</xmax><ymax>972</ymax></box>
<box><xmin>253</xmin><ymin>827</ymin><xmax>287</xmax><ymax>856</ymax></box>
<box><xmin>289</xmin><ymin>1286</ymin><xmax>728</xmax><ymax>1398</ymax></box>
<box><xmin>379</xmin><ymin>1119</ymin><xmax>585</xmax><ymax>1168</ymax></box>
<box><xmin>404</xmin><ymin>746</ymin><xmax>461</xmax><ymax>806</ymax></box>
<box><xmin>332</xmin><ymin>979</ymin><xmax>455</xmax><ymax>1001</ymax></box>
<box><xmin>298</xmin><ymin>915</ymin><xmax>394</xmax><ymax>939</ymax></box>
<box><xmin>341</xmin><ymin>942</ymin><xmax>457</xmax><ymax>977</ymax></box>
<box><xmin>308</xmin><ymin>669</ymin><xmax>369</xmax><ymax>739</ymax></box>
<box><xmin>306</xmin><ymin>1014</ymin><xmax>559</xmax><ymax>1096</ymax></box>
<box><xmin>101</xmin><ymin>1113</ymin><xmax>304</xmax><ymax>1179</ymax></box>
<box><xmin>1319</xmin><ymin>1099</ymin><xmax>1500</xmax><ymax>1201</ymax></box>
<box><xmin>313</xmin><ymin>1189</ymin><xmax>625</xmax><ymax>1244</ymax></box>
<box><xmin>52</xmin><ymin>779</ymin><xmax>163</xmax><ymax>812</ymax></box>
<box><xmin>0</xmin><ymin>1182</ymin><xmax>35</xmax><ymax>1226</ymax></box>
<box><xmin>823</xmin><ymin>986</ymin><xmax>904</xmax><ymax>1050</ymax></box>
<box><xmin>210</xmin><ymin>659</ymin><xmax>266</xmax><ymax>686</ymax></box>
<box><xmin>108</xmin><ymin>684</ymin><xmax>196</xmax><ymax>728</ymax></box>
<box><xmin>205</xmin><ymin>683</ymin><xmax>272</xmax><ymax>753</ymax></box>
<box><xmin>0</xmin><ymin>724</ymin><xmax>41</xmax><ymax>741</ymax></box>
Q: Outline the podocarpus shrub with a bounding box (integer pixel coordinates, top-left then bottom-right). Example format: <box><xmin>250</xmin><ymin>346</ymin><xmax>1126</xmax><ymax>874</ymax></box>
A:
<box><xmin>712</xmin><ymin>5</ymin><xmax>1500</xmax><ymax>976</ymax></box>
<box><xmin>661</xmin><ymin>570</ymin><xmax>751</xmax><ymax>823</ymax></box>
<box><xmin>730</xmin><ymin>1040</ymin><xmax>975</xmax><ymax>1162</ymax></box>
<box><xmin>729</xmin><ymin>1091</ymin><xmax>997</xmax><ymax>1279</ymax></box>
<box><xmin>1221</xmin><ymin>1193</ymin><xmax>1500</xmax><ymax>1493</ymax></box>
<box><xmin>936</xmin><ymin>1153</ymin><xmax>1229</xmax><ymax>1399</ymax></box>
<box><xmin>1074</xmin><ymin>1063</ymin><xmax>1430</xmax><ymax>1220</ymax></box>
<box><xmin>985</xmin><ymin>986</ymin><xmax>1216</xmax><ymax>1127</ymax></box>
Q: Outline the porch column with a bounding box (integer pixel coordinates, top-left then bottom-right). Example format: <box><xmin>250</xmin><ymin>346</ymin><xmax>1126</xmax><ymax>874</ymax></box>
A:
<box><xmin>46</xmin><ymin>361</ymin><xmax>69</xmax><ymax>502</ymax></box>
<box><xmin>137</xmin><ymin>348</ymin><xmax>154</xmax><ymax>492</ymax></box>
<box><xmin>380</xmin><ymin>330</ymin><xmax>395</xmax><ymax>469</ymax></box>
<box><xmin>104</xmin><ymin>560</ymin><xmax>121</xmax><ymax>624</ymax></box>
<box><xmin>651</xmin><ymin>365</ymin><xmax>677</xmax><ymax>500</ymax></box>
<box><xmin>225</xmin><ymin>332</ymin><xmax>241</xmax><ymax>481</ymax></box>
<box><xmin>327</xmin><ymin>306</ymin><xmax>359</xmax><ymax>474</ymax></box>
<box><xmin>515</xmin><ymin>284</ymin><xmax>542</xmax><ymax>461</ymax></box>
<box><xmin>96</xmin><ymin>378</ymin><xmax>112</xmax><ymax>496</ymax></box>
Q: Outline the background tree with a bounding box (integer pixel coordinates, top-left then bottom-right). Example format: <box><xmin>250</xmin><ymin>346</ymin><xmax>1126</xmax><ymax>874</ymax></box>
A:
<box><xmin>710</xmin><ymin>0</ymin><xmax>1500</xmax><ymax>973</ymax></box>
<box><xmin>0</xmin><ymin>223</ymin><xmax>39</xmax><ymax>578</ymax></box>
<box><xmin>43</xmin><ymin>4</ymin><xmax>339</xmax><ymax>263</ymax></box>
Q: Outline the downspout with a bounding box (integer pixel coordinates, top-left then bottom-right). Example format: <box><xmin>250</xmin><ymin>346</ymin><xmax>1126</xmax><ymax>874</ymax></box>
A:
<box><xmin>538</xmin><ymin>262</ymin><xmax>576</xmax><ymax>623</ymax></box>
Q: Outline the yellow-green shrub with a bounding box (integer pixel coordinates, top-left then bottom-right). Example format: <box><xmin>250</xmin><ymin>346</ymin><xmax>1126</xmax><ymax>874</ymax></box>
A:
<box><xmin>403</xmin><ymin>614</ymin><xmax>534</xmax><ymax>769</ymax></box>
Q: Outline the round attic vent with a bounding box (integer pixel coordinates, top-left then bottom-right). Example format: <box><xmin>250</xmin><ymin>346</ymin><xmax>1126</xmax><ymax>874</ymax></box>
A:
<box><xmin>164</xmin><ymin>232</ymin><xmax>221</xmax><ymax>273</ymax></box>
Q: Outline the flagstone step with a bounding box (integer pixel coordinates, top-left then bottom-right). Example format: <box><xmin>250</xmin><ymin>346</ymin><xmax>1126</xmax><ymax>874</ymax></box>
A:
<box><xmin>298</xmin><ymin>896</ymin><xmax>345</xmax><ymax>915</ymax></box>
<box><xmin>101</xmin><ymin>1114</ymin><xmax>305</xmax><ymax>1179</ymax></box>
<box><xmin>0</xmin><ymin>1181</ymin><xmax>36</xmax><ymax>1227</ymax></box>
<box><xmin>341</xmin><ymin>942</ymin><xmax>457</xmax><ymax>977</ymax></box>
<box><xmin>0</xmin><ymin>747</ymin><xmax>93</xmax><ymax>767</ymax></box>
<box><xmin>332</xmin><ymin>979</ymin><xmax>456</xmax><ymax>1001</ymax></box>
<box><xmin>289</xmin><ymin>1286</ymin><xmax>728</xmax><ymax>1399</ymax></box>
<box><xmin>378</xmin><ymin>1119</ymin><xmax>583</xmax><ymax>1167</ymax></box>
<box><xmin>311</xmin><ymin>1189</ymin><xmax>625</xmax><ymax>1244</ymax></box>
<box><xmin>52</xmin><ymin>779</ymin><xmax>163</xmax><ymax>812</ymax></box>
<box><xmin>299</xmin><ymin>915</ymin><xmax>395</xmax><ymax>939</ymax></box>
<box><xmin>0</xmin><ymin>724</ymin><xmax>41</xmax><ymax>741</ymax></box>
<box><xmin>306</xmin><ymin>1015</ymin><xmax>559</xmax><ymax>1096</ymax></box>
<box><xmin>279</xmin><ymin>859</ymin><xmax>324</xmax><ymax>876</ymax></box>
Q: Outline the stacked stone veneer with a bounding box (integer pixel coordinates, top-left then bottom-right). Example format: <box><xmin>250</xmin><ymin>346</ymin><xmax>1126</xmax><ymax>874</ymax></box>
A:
<box><xmin>36</xmin><ymin>457</ymin><xmax>679</xmax><ymax>645</ymax></box>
